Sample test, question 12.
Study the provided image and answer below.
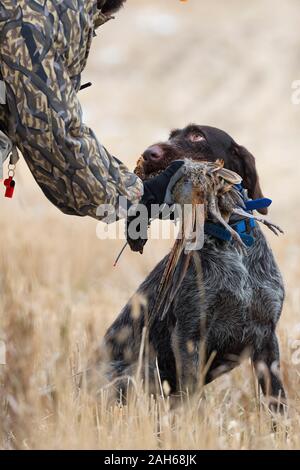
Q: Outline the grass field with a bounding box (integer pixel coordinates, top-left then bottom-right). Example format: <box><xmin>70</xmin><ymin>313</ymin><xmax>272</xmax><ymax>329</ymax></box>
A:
<box><xmin>0</xmin><ymin>0</ymin><xmax>300</xmax><ymax>449</ymax></box>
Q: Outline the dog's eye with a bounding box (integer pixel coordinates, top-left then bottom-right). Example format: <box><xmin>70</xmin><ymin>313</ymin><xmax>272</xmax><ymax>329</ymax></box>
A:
<box><xmin>187</xmin><ymin>132</ymin><xmax>206</xmax><ymax>143</ymax></box>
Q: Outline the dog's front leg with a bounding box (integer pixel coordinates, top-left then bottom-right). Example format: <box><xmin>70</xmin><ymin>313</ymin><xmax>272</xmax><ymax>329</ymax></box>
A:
<box><xmin>253</xmin><ymin>333</ymin><xmax>287</xmax><ymax>414</ymax></box>
<box><xmin>171</xmin><ymin>323</ymin><xmax>202</xmax><ymax>397</ymax></box>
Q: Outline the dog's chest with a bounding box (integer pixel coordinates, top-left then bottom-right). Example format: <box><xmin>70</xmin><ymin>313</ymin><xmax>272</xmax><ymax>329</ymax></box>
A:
<box><xmin>199</xmin><ymin>240</ymin><xmax>253</xmax><ymax>304</ymax></box>
<box><xmin>176</xmin><ymin>242</ymin><xmax>253</xmax><ymax>323</ymax></box>
<box><xmin>173</xmin><ymin>231</ymin><xmax>284</xmax><ymax>351</ymax></box>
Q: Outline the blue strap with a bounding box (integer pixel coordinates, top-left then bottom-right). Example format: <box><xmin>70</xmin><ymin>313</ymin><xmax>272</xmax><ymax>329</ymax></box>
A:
<box><xmin>231</xmin><ymin>219</ymin><xmax>256</xmax><ymax>247</ymax></box>
<box><xmin>240</xmin><ymin>233</ymin><xmax>255</xmax><ymax>247</ymax></box>
<box><xmin>204</xmin><ymin>222</ymin><xmax>232</xmax><ymax>242</ymax></box>
<box><xmin>234</xmin><ymin>184</ymin><xmax>272</xmax><ymax>213</ymax></box>
<box><xmin>244</xmin><ymin>198</ymin><xmax>272</xmax><ymax>212</ymax></box>
<box><xmin>204</xmin><ymin>219</ymin><xmax>257</xmax><ymax>247</ymax></box>
<box><xmin>231</xmin><ymin>219</ymin><xmax>256</xmax><ymax>233</ymax></box>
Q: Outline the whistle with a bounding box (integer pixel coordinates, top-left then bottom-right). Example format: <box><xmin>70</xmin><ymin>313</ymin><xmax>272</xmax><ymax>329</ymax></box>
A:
<box><xmin>4</xmin><ymin>176</ymin><xmax>15</xmax><ymax>198</ymax></box>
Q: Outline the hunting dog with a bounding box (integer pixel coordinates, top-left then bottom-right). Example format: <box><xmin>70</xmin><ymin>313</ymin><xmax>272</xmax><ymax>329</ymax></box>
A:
<box><xmin>104</xmin><ymin>125</ymin><xmax>286</xmax><ymax>410</ymax></box>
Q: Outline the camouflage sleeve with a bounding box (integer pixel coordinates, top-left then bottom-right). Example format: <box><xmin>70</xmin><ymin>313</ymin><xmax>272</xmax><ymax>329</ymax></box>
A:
<box><xmin>0</xmin><ymin>4</ymin><xmax>143</xmax><ymax>219</ymax></box>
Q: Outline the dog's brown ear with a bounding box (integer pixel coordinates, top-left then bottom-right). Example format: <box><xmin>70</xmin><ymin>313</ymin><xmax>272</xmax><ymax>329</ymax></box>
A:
<box><xmin>233</xmin><ymin>145</ymin><xmax>268</xmax><ymax>215</ymax></box>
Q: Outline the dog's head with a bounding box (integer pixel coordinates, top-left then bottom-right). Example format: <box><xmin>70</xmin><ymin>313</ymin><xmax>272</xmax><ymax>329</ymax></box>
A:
<box><xmin>135</xmin><ymin>124</ymin><xmax>267</xmax><ymax>215</ymax></box>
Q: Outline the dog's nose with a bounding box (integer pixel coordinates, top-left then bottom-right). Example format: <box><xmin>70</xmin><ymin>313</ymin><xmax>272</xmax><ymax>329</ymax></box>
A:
<box><xmin>142</xmin><ymin>145</ymin><xmax>164</xmax><ymax>162</ymax></box>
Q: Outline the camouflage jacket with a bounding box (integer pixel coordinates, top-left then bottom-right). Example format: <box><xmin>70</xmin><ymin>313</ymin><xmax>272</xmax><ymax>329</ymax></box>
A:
<box><xmin>0</xmin><ymin>0</ymin><xmax>143</xmax><ymax>218</ymax></box>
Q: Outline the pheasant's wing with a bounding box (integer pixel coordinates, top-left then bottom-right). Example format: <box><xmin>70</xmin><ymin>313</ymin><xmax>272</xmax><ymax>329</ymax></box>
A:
<box><xmin>202</xmin><ymin>161</ymin><xmax>242</xmax><ymax>185</ymax></box>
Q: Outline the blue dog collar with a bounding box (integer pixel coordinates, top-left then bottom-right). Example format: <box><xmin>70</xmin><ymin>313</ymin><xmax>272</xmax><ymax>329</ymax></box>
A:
<box><xmin>204</xmin><ymin>218</ymin><xmax>256</xmax><ymax>247</ymax></box>
<box><xmin>231</xmin><ymin>218</ymin><xmax>257</xmax><ymax>247</ymax></box>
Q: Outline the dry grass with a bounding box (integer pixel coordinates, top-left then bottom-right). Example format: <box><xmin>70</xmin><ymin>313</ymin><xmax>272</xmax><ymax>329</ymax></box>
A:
<box><xmin>0</xmin><ymin>0</ymin><xmax>300</xmax><ymax>450</ymax></box>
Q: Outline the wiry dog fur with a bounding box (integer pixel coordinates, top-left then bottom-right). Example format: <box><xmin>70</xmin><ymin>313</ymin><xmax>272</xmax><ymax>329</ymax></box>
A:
<box><xmin>104</xmin><ymin>125</ymin><xmax>286</xmax><ymax>409</ymax></box>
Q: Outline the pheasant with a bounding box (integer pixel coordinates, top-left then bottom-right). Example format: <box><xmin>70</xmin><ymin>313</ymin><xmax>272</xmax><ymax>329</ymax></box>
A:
<box><xmin>149</xmin><ymin>159</ymin><xmax>283</xmax><ymax>321</ymax></box>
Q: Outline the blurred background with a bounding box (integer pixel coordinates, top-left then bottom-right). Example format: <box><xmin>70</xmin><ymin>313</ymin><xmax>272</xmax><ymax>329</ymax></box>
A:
<box><xmin>0</xmin><ymin>0</ymin><xmax>300</xmax><ymax>449</ymax></box>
